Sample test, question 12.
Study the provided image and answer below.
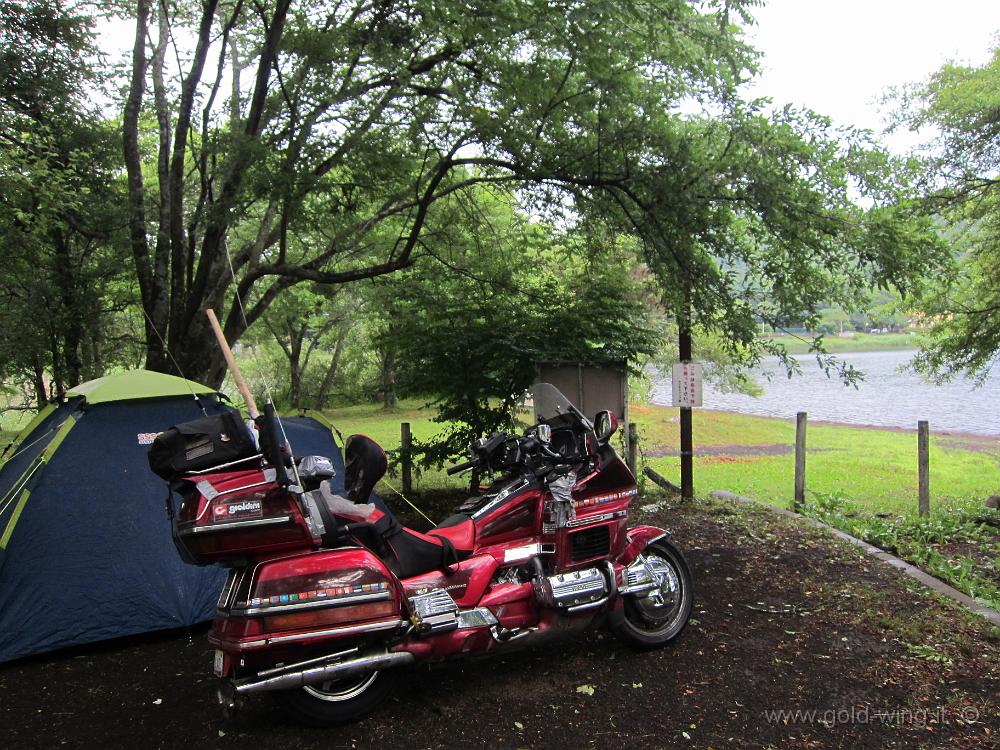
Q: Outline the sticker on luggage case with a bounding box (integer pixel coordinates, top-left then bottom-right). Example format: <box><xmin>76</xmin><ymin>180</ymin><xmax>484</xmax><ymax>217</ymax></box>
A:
<box><xmin>212</xmin><ymin>494</ymin><xmax>264</xmax><ymax>521</ymax></box>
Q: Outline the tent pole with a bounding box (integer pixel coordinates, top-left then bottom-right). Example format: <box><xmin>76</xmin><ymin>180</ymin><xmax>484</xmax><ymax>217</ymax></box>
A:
<box><xmin>206</xmin><ymin>309</ymin><xmax>260</xmax><ymax>419</ymax></box>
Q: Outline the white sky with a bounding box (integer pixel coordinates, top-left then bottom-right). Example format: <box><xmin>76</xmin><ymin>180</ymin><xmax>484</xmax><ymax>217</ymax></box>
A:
<box><xmin>743</xmin><ymin>0</ymin><xmax>1000</xmax><ymax>151</ymax></box>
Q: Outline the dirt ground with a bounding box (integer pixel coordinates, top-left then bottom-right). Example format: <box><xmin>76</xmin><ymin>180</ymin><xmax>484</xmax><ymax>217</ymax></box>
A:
<box><xmin>2</xmin><ymin>497</ymin><xmax>998</xmax><ymax>750</ymax></box>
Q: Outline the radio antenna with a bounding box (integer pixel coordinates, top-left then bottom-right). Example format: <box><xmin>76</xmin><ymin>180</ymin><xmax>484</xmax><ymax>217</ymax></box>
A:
<box><xmin>217</xmin><ymin>239</ymin><xmax>303</xmax><ymax>489</ymax></box>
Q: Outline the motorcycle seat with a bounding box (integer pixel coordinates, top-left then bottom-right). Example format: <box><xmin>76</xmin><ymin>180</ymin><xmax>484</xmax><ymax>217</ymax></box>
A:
<box><xmin>386</xmin><ymin>520</ymin><xmax>474</xmax><ymax>578</ymax></box>
<box><xmin>427</xmin><ymin>514</ymin><xmax>476</xmax><ymax>556</ymax></box>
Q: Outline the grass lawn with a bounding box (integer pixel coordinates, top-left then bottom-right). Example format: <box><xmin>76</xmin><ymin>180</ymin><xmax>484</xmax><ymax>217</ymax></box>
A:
<box><xmin>326</xmin><ymin>398</ymin><xmax>1000</xmax><ymax>609</ymax></box>
<box><xmin>321</xmin><ymin>399</ymin><xmax>472</xmax><ymax>494</ymax></box>
<box><xmin>325</xmin><ymin>398</ymin><xmax>1000</xmax><ymax>518</ymax></box>
<box><xmin>632</xmin><ymin>404</ymin><xmax>1000</xmax><ymax>517</ymax></box>
<box><xmin>767</xmin><ymin>332</ymin><xmax>919</xmax><ymax>354</ymax></box>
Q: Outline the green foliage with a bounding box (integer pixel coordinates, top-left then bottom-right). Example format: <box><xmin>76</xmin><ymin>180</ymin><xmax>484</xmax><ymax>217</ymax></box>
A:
<box><xmin>802</xmin><ymin>491</ymin><xmax>1000</xmax><ymax>611</ymax></box>
<box><xmin>376</xmin><ymin>188</ymin><xmax>661</xmax><ymax>463</ymax></box>
<box><xmin>892</xmin><ymin>45</ymin><xmax>1000</xmax><ymax>382</ymax></box>
<box><xmin>0</xmin><ymin>0</ymin><xmax>135</xmax><ymax>404</ymax></box>
<box><xmin>590</xmin><ymin>108</ymin><xmax>949</xmax><ymax>386</ymax></box>
<box><xmin>0</xmin><ymin>0</ymin><xmax>955</xmax><ymax>420</ymax></box>
<box><xmin>117</xmin><ymin>0</ymin><xmax>765</xmax><ymax>384</ymax></box>
<box><xmin>248</xmin><ymin>284</ymin><xmax>355</xmax><ymax>408</ymax></box>
<box><xmin>904</xmin><ymin>643</ymin><xmax>953</xmax><ymax>666</ymax></box>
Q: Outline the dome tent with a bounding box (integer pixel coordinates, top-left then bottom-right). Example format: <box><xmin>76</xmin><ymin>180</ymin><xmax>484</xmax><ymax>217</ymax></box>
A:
<box><xmin>0</xmin><ymin>370</ymin><xmax>348</xmax><ymax>663</ymax></box>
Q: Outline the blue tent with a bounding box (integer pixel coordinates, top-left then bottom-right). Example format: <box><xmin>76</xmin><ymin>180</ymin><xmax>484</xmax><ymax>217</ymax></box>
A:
<box><xmin>0</xmin><ymin>371</ymin><xmax>348</xmax><ymax>663</ymax></box>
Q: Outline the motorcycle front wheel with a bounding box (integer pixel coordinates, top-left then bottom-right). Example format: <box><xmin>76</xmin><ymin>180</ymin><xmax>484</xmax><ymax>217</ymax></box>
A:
<box><xmin>274</xmin><ymin>669</ymin><xmax>395</xmax><ymax>726</ymax></box>
<box><xmin>612</xmin><ymin>538</ymin><xmax>693</xmax><ymax>649</ymax></box>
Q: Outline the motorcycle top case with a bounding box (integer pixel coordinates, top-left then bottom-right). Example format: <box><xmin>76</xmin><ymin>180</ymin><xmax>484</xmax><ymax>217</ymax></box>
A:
<box><xmin>172</xmin><ymin>468</ymin><xmax>317</xmax><ymax>564</ymax></box>
<box><xmin>149</xmin><ymin>411</ymin><xmax>258</xmax><ymax>480</ymax></box>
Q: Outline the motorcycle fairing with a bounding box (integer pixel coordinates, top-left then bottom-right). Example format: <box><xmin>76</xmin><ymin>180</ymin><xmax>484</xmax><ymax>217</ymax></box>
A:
<box><xmin>400</xmin><ymin>552</ymin><xmax>497</xmax><ymax>606</ymax></box>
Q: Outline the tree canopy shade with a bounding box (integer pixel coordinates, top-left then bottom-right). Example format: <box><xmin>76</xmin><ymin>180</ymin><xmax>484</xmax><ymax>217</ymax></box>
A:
<box><xmin>891</xmin><ymin>45</ymin><xmax>1000</xmax><ymax>382</ymax></box>
<box><xmin>116</xmin><ymin>0</ymin><xmax>946</xmax><ymax>390</ymax></box>
<box><xmin>579</xmin><ymin>104</ymin><xmax>947</xmax><ymax>382</ymax></box>
<box><xmin>0</xmin><ymin>0</ymin><xmax>133</xmax><ymax>405</ymax></box>
<box><xmin>375</xmin><ymin>185</ymin><xmax>661</xmax><ymax>463</ymax></box>
<box><xmin>120</xmin><ymin>0</ymin><xmax>761</xmax><ymax>385</ymax></box>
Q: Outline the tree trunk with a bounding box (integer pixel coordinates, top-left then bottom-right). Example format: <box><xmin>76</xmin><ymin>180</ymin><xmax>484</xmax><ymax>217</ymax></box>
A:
<box><xmin>123</xmin><ymin>0</ymin><xmax>169</xmax><ymax>373</ymax></box>
<box><xmin>32</xmin><ymin>358</ymin><xmax>47</xmax><ymax>408</ymax></box>
<box><xmin>315</xmin><ymin>320</ymin><xmax>351</xmax><ymax>409</ymax></box>
<box><xmin>52</xmin><ymin>230</ymin><xmax>82</xmax><ymax>387</ymax></box>
<box><xmin>381</xmin><ymin>346</ymin><xmax>397</xmax><ymax>410</ymax></box>
<box><xmin>49</xmin><ymin>328</ymin><xmax>65</xmax><ymax>401</ymax></box>
<box><xmin>173</xmin><ymin>314</ymin><xmax>229</xmax><ymax>387</ymax></box>
<box><xmin>287</xmin><ymin>321</ymin><xmax>304</xmax><ymax>407</ymax></box>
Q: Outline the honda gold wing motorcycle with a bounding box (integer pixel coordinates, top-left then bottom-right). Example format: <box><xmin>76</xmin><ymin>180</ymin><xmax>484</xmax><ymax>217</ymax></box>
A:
<box><xmin>148</xmin><ymin>383</ymin><xmax>692</xmax><ymax>726</ymax></box>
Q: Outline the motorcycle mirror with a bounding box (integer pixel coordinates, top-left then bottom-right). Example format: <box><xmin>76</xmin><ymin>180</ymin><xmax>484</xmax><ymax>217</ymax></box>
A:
<box><xmin>536</xmin><ymin>424</ymin><xmax>552</xmax><ymax>444</ymax></box>
<box><xmin>594</xmin><ymin>410</ymin><xmax>618</xmax><ymax>442</ymax></box>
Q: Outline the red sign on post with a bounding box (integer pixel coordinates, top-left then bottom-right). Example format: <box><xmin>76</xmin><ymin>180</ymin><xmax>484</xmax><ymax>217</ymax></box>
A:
<box><xmin>671</xmin><ymin>362</ymin><xmax>703</xmax><ymax>407</ymax></box>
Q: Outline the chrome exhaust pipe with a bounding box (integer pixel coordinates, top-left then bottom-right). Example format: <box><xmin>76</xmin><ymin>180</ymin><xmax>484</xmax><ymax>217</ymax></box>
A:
<box><xmin>233</xmin><ymin>650</ymin><xmax>415</xmax><ymax>695</ymax></box>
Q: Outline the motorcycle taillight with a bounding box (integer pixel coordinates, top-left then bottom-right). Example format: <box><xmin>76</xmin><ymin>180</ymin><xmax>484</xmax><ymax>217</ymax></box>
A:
<box><xmin>214</xmin><ymin>615</ymin><xmax>265</xmax><ymax>639</ymax></box>
<box><xmin>262</xmin><ymin>600</ymin><xmax>398</xmax><ymax>632</ymax></box>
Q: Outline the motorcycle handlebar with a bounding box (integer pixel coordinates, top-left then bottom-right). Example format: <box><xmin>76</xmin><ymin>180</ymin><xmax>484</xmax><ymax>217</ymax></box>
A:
<box><xmin>449</xmin><ymin>428</ymin><xmax>571</xmax><ymax>476</ymax></box>
<box><xmin>446</xmin><ymin>459</ymin><xmax>477</xmax><ymax>476</ymax></box>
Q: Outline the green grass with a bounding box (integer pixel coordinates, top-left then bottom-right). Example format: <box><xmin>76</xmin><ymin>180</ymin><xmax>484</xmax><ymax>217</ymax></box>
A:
<box><xmin>632</xmin><ymin>404</ymin><xmax>1000</xmax><ymax>517</ymax></box>
<box><xmin>321</xmin><ymin>399</ymin><xmax>472</xmax><ymax>495</ymax></box>
<box><xmin>327</xmin><ymin>399</ymin><xmax>1000</xmax><ymax>609</ymax></box>
<box><xmin>326</xmin><ymin>398</ymin><xmax>1000</xmax><ymax>519</ymax></box>
<box><xmin>767</xmin><ymin>332</ymin><xmax>918</xmax><ymax>354</ymax></box>
<box><xmin>802</xmin><ymin>491</ymin><xmax>1000</xmax><ymax>611</ymax></box>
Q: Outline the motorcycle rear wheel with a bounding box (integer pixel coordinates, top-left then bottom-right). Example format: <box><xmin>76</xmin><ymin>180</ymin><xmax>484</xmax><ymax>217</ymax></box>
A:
<box><xmin>274</xmin><ymin>669</ymin><xmax>395</xmax><ymax>726</ymax></box>
<box><xmin>612</xmin><ymin>538</ymin><xmax>693</xmax><ymax>649</ymax></box>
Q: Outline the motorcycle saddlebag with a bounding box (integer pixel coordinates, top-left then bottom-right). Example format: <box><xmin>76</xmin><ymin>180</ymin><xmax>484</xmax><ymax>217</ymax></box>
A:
<box><xmin>148</xmin><ymin>411</ymin><xmax>258</xmax><ymax>480</ymax></box>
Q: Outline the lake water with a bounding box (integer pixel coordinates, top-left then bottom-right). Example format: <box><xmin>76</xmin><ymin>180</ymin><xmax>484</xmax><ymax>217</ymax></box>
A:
<box><xmin>649</xmin><ymin>349</ymin><xmax>1000</xmax><ymax>436</ymax></box>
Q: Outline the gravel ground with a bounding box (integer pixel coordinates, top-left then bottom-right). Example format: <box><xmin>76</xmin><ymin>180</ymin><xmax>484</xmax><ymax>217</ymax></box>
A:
<box><xmin>2</xmin><ymin>496</ymin><xmax>998</xmax><ymax>749</ymax></box>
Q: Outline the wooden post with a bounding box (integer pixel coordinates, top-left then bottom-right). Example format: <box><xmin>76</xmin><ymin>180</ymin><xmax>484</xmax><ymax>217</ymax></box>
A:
<box><xmin>794</xmin><ymin>412</ymin><xmax>807</xmax><ymax>511</ymax></box>
<box><xmin>918</xmin><ymin>420</ymin><xmax>930</xmax><ymax>516</ymax></box>
<box><xmin>401</xmin><ymin>422</ymin><xmax>413</xmax><ymax>494</ymax></box>
<box><xmin>679</xmin><ymin>319</ymin><xmax>694</xmax><ymax>502</ymax></box>
<box><xmin>206</xmin><ymin>309</ymin><xmax>259</xmax><ymax>418</ymax></box>
<box><xmin>627</xmin><ymin>421</ymin><xmax>638</xmax><ymax>477</ymax></box>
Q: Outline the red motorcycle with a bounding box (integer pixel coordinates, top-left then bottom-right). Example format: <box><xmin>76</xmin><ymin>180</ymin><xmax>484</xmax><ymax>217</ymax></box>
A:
<box><xmin>151</xmin><ymin>383</ymin><xmax>692</xmax><ymax>725</ymax></box>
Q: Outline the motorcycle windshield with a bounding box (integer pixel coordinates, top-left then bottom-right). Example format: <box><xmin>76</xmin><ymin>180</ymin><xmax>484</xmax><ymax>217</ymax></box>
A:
<box><xmin>530</xmin><ymin>383</ymin><xmax>579</xmax><ymax>423</ymax></box>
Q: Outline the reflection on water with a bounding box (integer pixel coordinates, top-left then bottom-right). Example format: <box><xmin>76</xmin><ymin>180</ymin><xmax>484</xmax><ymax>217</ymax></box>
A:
<box><xmin>650</xmin><ymin>350</ymin><xmax>1000</xmax><ymax>436</ymax></box>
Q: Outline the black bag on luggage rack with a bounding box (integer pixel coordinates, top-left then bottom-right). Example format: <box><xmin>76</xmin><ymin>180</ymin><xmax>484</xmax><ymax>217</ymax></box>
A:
<box><xmin>148</xmin><ymin>411</ymin><xmax>258</xmax><ymax>480</ymax></box>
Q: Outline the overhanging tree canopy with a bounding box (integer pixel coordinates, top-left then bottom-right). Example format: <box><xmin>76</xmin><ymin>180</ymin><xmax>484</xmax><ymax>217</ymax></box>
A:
<box><xmin>119</xmin><ymin>0</ymin><xmax>943</xmax><ymax>390</ymax></box>
<box><xmin>891</xmin><ymin>44</ymin><xmax>1000</xmax><ymax>382</ymax></box>
<box><xmin>121</xmin><ymin>0</ymin><xmax>759</xmax><ymax>385</ymax></box>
